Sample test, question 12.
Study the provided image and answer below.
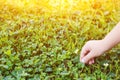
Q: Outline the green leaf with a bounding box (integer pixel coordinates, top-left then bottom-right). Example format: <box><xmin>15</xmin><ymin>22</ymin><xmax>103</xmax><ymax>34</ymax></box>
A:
<box><xmin>60</xmin><ymin>71</ymin><xmax>70</xmax><ymax>76</ymax></box>
<box><xmin>0</xmin><ymin>64</ymin><xmax>9</xmax><ymax>69</ymax></box>
<box><xmin>4</xmin><ymin>50</ymin><xmax>11</xmax><ymax>56</ymax></box>
<box><xmin>45</xmin><ymin>67</ymin><xmax>53</xmax><ymax>73</ymax></box>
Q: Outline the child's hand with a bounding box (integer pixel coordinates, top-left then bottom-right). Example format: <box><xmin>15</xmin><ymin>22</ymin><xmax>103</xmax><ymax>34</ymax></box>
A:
<box><xmin>80</xmin><ymin>22</ymin><xmax>120</xmax><ymax>65</ymax></box>
<box><xmin>80</xmin><ymin>40</ymin><xmax>108</xmax><ymax>65</ymax></box>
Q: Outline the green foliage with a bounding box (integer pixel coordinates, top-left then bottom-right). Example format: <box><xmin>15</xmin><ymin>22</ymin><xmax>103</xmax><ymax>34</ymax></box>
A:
<box><xmin>0</xmin><ymin>0</ymin><xmax>120</xmax><ymax>80</ymax></box>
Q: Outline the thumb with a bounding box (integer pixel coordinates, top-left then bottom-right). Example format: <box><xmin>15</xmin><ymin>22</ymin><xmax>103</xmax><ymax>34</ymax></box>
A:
<box><xmin>81</xmin><ymin>51</ymin><xmax>94</xmax><ymax>64</ymax></box>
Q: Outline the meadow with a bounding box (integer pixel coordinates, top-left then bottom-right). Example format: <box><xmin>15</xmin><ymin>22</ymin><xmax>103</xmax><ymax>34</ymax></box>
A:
<box><xmin>0</xmin><ymin>0</ymin><xmax>120</xmax><ymax>80</ymax></box>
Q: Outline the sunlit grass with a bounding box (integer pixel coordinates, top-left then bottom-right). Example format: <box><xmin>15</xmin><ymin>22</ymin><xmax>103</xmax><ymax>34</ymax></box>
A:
<box><xmin>0</xmin><ymin>0</ymin><xmax>120</xmax><ymax>79</ymax></box>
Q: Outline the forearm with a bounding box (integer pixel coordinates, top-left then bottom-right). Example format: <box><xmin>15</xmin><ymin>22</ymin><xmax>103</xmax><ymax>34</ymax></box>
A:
<box><xmin>102</xmin><ymin>22</ymin><xmax>120</xmax><ymax>51</ymax></box>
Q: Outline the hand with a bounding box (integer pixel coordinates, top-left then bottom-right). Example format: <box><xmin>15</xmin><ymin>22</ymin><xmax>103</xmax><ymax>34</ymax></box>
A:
<box><xmin>80</xmin><ymin>40</ymin><xmax>108</xmax><ymax>65</ymax></box>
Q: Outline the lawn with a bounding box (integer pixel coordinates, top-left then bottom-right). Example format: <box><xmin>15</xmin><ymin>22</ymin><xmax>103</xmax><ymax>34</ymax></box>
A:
<box><xmin>0</xmin><ymin>0</ymin><xmax>120</xmax><ymax>80</ymax></box>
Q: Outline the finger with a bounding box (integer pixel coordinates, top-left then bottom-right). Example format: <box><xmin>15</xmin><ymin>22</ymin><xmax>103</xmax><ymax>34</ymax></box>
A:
<box><xmin>90</xmin><ymin>59</ymin><xmax>94</xmax><ymax>64</ymax></box>
<box><xmin>80</xmin><ymin>45</ymin><xmax>89</xmax><ymax>61</ymax></box>
<box><xmin>80</xmin><ymin>50</ymin><xmax>87</xmax><ymax>61</ymax></box>
<box><xmin>92</xmin><ymin>59</ymin><xmax>95</xmax><ymax>64</ymax></box>
<box><xmin>89</xmin><ymin>60</ymin><xmax>92</xmax><ymax>65</ymax></box>
<box><xmin>80</xmin><ymin>45</ymin><xmax>86</xmax><ymax>59</ymax></box>
<box><xmin>88</xmin><ymin>58</ymin><xmax>94</xmax><ymax>65</ymax></box>
<box><xmin>81</xmin><ymin>51</ymin><xmax>94</xmax><ymax>64</ymax></box>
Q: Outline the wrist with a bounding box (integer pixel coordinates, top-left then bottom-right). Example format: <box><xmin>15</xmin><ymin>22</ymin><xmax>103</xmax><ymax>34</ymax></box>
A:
<box><xmin>101</xmin><ymin>39</ymin><xmax>113</xmax><ymax>52</ymax></box>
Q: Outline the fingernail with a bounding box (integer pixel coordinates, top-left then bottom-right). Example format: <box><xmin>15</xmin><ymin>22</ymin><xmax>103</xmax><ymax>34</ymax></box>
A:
<box><xmin>81</xmin><ymin>59</ymin><xmax>85</xmax><ymax>63</ymax></box>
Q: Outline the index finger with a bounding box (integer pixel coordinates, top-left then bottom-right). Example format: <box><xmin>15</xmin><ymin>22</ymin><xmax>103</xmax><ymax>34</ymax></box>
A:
<box><xmin>80</xmin><ymin>44</ymin><xmax>89</xmax><ymax>62</ymax></box>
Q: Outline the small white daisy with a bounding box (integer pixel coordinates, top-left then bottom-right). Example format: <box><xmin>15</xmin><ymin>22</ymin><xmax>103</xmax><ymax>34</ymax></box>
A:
<box><xmin>103</xmin><ymin>63</ymin><xmax>109</xmax><ymax>67</ymax></box>
<box><xmin>74</xmin><ymin>49</ymin><xmax>79</xmax><ymax>54</ymax></box>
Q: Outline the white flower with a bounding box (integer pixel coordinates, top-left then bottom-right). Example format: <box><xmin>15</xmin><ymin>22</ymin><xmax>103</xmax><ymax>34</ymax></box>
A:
<box><xmin>74</xmin><ymin>49</ymin><xmax>79</xmax><ymax>54</ymax></box>
<box><xmin>103</xmin><ymin>63</ymin><xmax>109</xmax><ymax>67</ymax></box>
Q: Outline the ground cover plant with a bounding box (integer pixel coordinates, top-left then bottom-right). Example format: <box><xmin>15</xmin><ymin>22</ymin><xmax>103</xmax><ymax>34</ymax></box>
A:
<box><xmin>0</xmin><ymin>0</ymin><xmax>120</xmax><ymax>80</ymax></box>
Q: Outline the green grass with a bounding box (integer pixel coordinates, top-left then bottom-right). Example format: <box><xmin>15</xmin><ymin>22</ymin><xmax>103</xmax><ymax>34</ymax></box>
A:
<box><xmin>0</xmin><ymin>0</ymin><xmax>120</xmax><ymax>80</ymax></box>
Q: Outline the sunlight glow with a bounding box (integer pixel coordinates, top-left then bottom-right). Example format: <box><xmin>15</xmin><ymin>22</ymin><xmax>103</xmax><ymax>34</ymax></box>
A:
<box><xmin>1</xmin><ymin>0</ymin><xmax>93</xmax><ymax>11</ymax></box>
<box><xmin>0</xmin><ymin>0</ymin><xmax>118</xmax><ymax>15</ymax></box>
